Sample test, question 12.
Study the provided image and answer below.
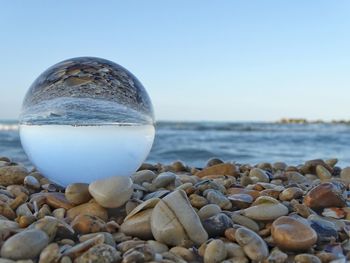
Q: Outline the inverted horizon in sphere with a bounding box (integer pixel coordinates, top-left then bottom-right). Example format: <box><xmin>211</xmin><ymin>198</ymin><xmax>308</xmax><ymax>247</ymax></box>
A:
<box><xmin>19</xmin><ymin>57</ymin><xmax>156</xmax><ymax>185</ymax></box>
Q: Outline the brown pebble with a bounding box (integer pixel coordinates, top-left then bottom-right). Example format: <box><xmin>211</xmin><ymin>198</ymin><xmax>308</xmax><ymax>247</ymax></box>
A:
<box><xmin>9</xmin><ymin>192</ymin><xmax>28</xmax><ymax>210</ymax></box>
<box><xmin>224</xmin><ymin>228</ymin><xmax>237</xmax><ymax>242</ymax></box>
<box><xmin>0</xmin><ymin>201</ymin><xmax>16</xmax><ymax>219</ymax></box>
<box><xmin>71</xmin><ymin>214</ymin><xmax>106</xmax><ymax>234</ymax></box>
<box><xmin>271</xmin><ymin>216</ymin><xmax>317</xmax><ymax>251</ymax></box>
<box><xmin>304</xmin><ymin>182</ymin><xmax>346</xmax><ymax>210</ymax></box>
<box><xmin>66</xmin><ymin>200</ymin><xmax>108</xmax><ymax>221</ymax></box>
<box><xmin>45</xmin><ymin>193</ymin><xmax>74</xmax><ymax>210</ymax></box>
<box><xmin>0</xmin><ymin>166</ymin><xmax>28</xmax><ymax>186</ymax></box>
<box><xmin>65</xmin><ymin>183</ymin><xmax>91</xmax><ymax>205</ymax></box>
<box><xmin>196</xmin><ymin>163</ymin><xmax>237</xmax><ymax>178</ymax></box>
<box><xmin>18</xmin><ymin>215</ymin><xmax>36</xmax><ymax>228</ymax></box>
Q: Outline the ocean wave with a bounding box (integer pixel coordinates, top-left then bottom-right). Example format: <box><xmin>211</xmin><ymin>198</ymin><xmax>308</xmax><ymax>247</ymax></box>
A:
<box><xmin>0</xmin><ymin>124</ymin><xmax>18</xmax><ymax>131</ymax></box>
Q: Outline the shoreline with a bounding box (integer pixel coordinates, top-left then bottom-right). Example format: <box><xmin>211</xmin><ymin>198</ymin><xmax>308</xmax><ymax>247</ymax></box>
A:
<box><xmin>0</xmin><ymin>156</ymin><xmax>349</xmax><ymax>261</ymax></box>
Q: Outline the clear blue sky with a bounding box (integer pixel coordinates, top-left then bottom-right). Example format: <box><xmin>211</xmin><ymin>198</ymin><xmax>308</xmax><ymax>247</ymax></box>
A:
<box><xmin>0</xmin><ymin>1</ymin><xmax>349</xmax><ymax>121</ymax></box>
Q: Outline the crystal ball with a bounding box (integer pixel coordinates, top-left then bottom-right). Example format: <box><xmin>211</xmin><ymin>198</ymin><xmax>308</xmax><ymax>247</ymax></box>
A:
<box><xmin>19</xmin><ymin>57</ymin><xmax>155</xmax><ymax>186</ymax></box>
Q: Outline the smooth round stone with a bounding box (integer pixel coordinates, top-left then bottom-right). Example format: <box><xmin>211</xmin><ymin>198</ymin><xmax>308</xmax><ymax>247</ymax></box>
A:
<box><xmin>152</xmin><ymin>172</ymin><xmax>176</xmax><ymax>188</ymax></box>
<box><xmin>249</xmin><ymin>168</ymin><xmax>270</xmax><ymax>183</ymax></box>
<box><xmin>65</xmin><ymin>183</ymin><xmax>91</xmax><ymax>205</ymax></box>
<box><xmin>1</xmin><ymin>229</ymin><xmax>49</xmax><ymax>260</ymax></box>
<box><xmin>89</xmin><ymin>176</ymin><xmax>133</xmax><ymax>208</ymax></box>
<box><xmin>204</xmin><ymin>239</ymin><xmax>227</xmax><ymax>263</ymax></box>
<box><xmin>202</xmin><ymin>213</ymin><xmax>233</xmax><ymax>237</ymax></box>
<box><xmin>24</xmin><ymin>175</ymin><xmax>40</xmax><ymax>189</ymax></box>
<box><xmin>228</xmin><ymin>194</ymin><xmax>253</xmax><ymax>209</ymax></box>
<box><xmin>206</xmin><ymin>190</ymin><xmax>232</xmax><ymax>210</ymax></box>
<box><xmin>190</xmin><ymin>194</ymin><xmax>208</xmax><ymax>209</ymax></box>
<box><xmin>0</xmin><ymin>166</ymin><xmax>28</xmax><ymax>186</ymax></box>
<box><xmin>303</xmin><ymin>182</ymin><xmax>346</xmax><ymax>210</ymax></box>
<box><xmin>38</xmin><ymin>243</ymin><xmax>60</xmax><ymax>263</ymax></box>
<box><xmin>198</xmin><ymin>204</ymin><xmax>222</xmax><ymax>220</ymax></box>
<box><xmin>267</xmin><ymin>248</ymin><xmax>288</xmax><ymax>263</ymax></box>
<box><xmin>271</xmin><ymin>216</ymin><xmax>317</xmax><ymax>251</ymax></box>
<box><xmin>206</xmin><ymin>158</ymin><xmax>224</xmax><ymax>167</ymax></box>
<box><xmin>243</xmin><ymin>196</ymin><xmax>288</xmax><ymax>221</ymax></box>
<box><xmin>316</xmin><ymin>165</ymin><xmax>332</xmax><ymax>181</ymax></box>
<box><xmin>131</xmin><ymin>170</ymin><xmax>157</xmax><ymax>184</ymax></box>
<box><xmin>231</xmin><ymin>214</ymin><xmax>260</xmax><ymax>233</ymax></box>
<box><xmin>279</xmin><ymin>187</ymin><xmax>304</xmax><ymax>201</ymax></box>
<box><xmin>66</xmin><ymin>200</ymin><xmax>108</xmax><ymax>221</ymax></box>
<box><xmin>225</xmin><ymin>242</ymin><xmax>245</xmax><ymax>259</ymax></box>
<box><xmin>235</xmin><ymin>227</ymin><xmax>269</xmax><ymax>261</ymax></box>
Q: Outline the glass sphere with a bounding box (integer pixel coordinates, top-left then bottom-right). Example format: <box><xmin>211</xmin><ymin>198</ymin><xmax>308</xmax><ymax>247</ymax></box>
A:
<box><xmin>19</xmin><ymin>57</ymin><xmax>155</xmax><ymax>186</ymax></box>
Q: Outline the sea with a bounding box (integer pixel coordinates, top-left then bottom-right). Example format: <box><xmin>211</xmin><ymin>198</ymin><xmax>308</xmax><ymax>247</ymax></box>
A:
<box><xmin>1</xmin><ymin>120</ymin><xmax>350</xmax><ymax>168</ymax></box>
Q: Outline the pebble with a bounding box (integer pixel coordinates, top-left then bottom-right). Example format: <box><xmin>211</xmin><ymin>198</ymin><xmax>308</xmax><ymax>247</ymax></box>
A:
<box><xmin>0</xmin><ymin>155</ymin><xmax>349</xmax><ymax>261</ymax></box>
<box><xmin>243</xmin><ymin>196</ymin><xmax>288</xmax><ymax>220</ymax></box>
<box><xmin>169</xmin><ymin>247</ymin><xmax>196</xmax><ymax>262</ymax></box>
<box><xmin>75</xmin><ymin>244</ymin><xmax>121</xmax><ymax>263</ymax></box>
<box><xmin>89</xmin><ymin>176</ymin><xmax>133</xmax><ymax>208</ymax></box>
<box><xmin>151</xmin><ymin>190</ymin><xmax>208</xmax><ymax>246</ymax></box>
<box><xmin>202</xmin><ymin>213</ymin><xmax>233</xmax><ymax>237</ymax></box>
<box><xmin>316</xmin><ymin>165</ymin><xmax>332</xmax><ymax>181</ymax></box>
<box><xmin>0</xmin><ymin>219</ymin><xmax>19</xmax><ymax>231</ymax></box>
<box><xmin>23</xmin><ymin>175</ymin><xmax>40</xmax><ymax>189</ymax></box>
<box><xmin>71</xmin><ymin>214</ymin><xmax>106</xmax><ymax>234</ymax></box>
<box><xmin>131</xmin><ymin>170</ymin><xmax>157</xmax><ymax>184</ymax></box>
<box><xmin>198</xmin><ymin>204</ymin><xmax>222</xmax><ymax>220</ymax></box>
<box><xmin>294</xmin><ymin>253</ymin><xmax>322</xmax><ymax>263</ymax></box>
<box><xmin>38</xmin><ymin>243</ymin><xmax>60</xmax><ymax>263</ymax></box>
<box><xmin>228</xmin><ymin>193</ymin><xmax>253</xmax><ymax>208</ymax></box>
<box><xmin>196</xmin><ymin>163</ymin><xmax>237</xmax><ymax>178</ymax></box>
<box><xmin>0</xmin><ymin>166</ymin><xmax>28</xmax><ymax>186</ymax></box>
<box><xmin>279</xmin><ymin>187</ymin><xmax>304</xmax><ymax>201</ymax></box>
<box><xmin>225</xmin><ymin>242</ymin><xmax>245</xmax><ymax>258</ymax></box>
<box><xmin>304</xmin><ymin>182</ymin><xmax>346</xmax><ymax>209</ymax></box>
<box><xmin>121</xmin><ymin>198</ymin><xmax>159</xmax><ymax>239</ymax></box>
<box><xmin>66</xmin><ymin>200</ymin><xmax>108</xmax><ymax>221</ymax></box>
<box><xmin>65</xmin><ymin>183</ymin><xmax>91</xmax><ymax>205</ymax></box>
<box><xmin>1</xmin><ymin>229</ymin><xmax>49</xmax><ymax>260</ymax></box>
<box><xmin>0</xmin><ymin>202</ymin><xmax>16</xmax><ymax>219</ymax></box>
<box><xmin>189</xmin><ymin>194</ymin><xmax>208</xmax><ymax>208</ymax></box>
<box><xmin>231</xmin><ymin>213</ymin><xmax>260</xmax><ymax>232</ymax></box>
<box><xmin>206</xmin><ymin>189</ymin><xmax>232</xmax><ymax>210</ymax></box>
<box><xmin>206</xmin><ymin>158</ymin><xmax>224</xmax><ymax>167</ymax></box>
<box><xmin>152</xmin><ymin>172</ymin><xmax>176</xmax><ymax>188</ymax></box>
<box><xmin>235</xmin><ymin>227</ymin><xmax>269</xmax><ymax>261</ymax></box>
<box><xmin>79</xmin><ymin>232</ymin><xmax>115</xmax><ymax>247</ymax></box>
<box><xmin>227</xmin><ymin>187</ymin><xmax>260</xmax><ymax>200</ymax></box>
<box><xmin>301</xmin><ymin>159</ymin><xmax>333</xmax><ymax>175</ymax></box>
<box><xmin>249</xmin><ymin>168</ymin><xmax>270</xmax><ymax>183</ymax></box>
<box><xmin>45</xmin><ymin>192</ymin><xmax>74</xmax><ymax>210</ymax></box>
<box><xmin>204</xmin><ymin>239</ymin><xmax>227</xmax><ymax>263</ymax></box>
<box><xmin>271</xmin><ymin>216</ymin><xmax>317</xmax><ymax>251</ymax></box>
<box><xmin>266</xmin><ymin>247</ymin><xmax>288</xmax><ymax>263</ymax></box>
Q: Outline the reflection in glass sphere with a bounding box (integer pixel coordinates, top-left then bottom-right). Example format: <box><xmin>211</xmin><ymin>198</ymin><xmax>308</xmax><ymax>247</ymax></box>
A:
<box><xmin>19</xmin><ymin>57</ymin><xmax>155</xmax><ymax>186</ymax></box>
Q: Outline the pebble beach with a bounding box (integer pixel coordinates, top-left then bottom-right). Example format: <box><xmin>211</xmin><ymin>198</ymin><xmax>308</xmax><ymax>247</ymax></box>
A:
<box><xmin>0</xmin><ymin>157</ymin><xmax>350</xmax><ymax>262</ymax></box>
